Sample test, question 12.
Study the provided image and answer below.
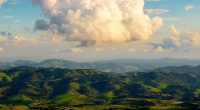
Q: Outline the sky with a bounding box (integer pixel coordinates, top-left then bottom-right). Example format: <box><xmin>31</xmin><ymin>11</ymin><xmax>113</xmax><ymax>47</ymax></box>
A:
<box><xmin>0</xmin><ymin>0</ymin><xmax>200</xmax><ymax>62</ymax></box>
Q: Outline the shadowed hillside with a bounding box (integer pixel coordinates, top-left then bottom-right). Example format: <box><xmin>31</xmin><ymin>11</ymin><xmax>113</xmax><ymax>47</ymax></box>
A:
<box><xmin>0</xmin><ymin>66</ymin><xmax>200</xmax><ymax>109</ymax></box>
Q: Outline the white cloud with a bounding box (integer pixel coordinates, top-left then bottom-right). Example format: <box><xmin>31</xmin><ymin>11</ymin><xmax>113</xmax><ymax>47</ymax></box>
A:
<box><xmin>70</xmin><ymin>48</ymin><xmax>83</xmax><ymax>53</ymax></box>
<box><xmin>154</xmin><ymin>46</ymin><xmax>165</xmax><ymax>53</ymax></box>
<box><xmin>144</xmin><ymin>9</ymin><xmax>169</xmax><ymax>15</ymax></box>
<box><xmin>1</xmin><ymin>16</ymin><xmax>14</xmax><ymax>19</ymax></box>
<box><xmin>151</xmin><ymin>25</ymin><xmax>200</xmax><ymax>51</ymax></box>
<box><xmin>185</xmin><ymin>5</ymin><xmax>194</xmax><ymax>11</ymax></box>
<box><xmin>33</xmin><ymin>0</ymin><xmax>163</xmax><ymax>47</ymax></box>
<box><xmin>169</xmin><ymin>24</ymin><xmax>180</xmax><ymax>38</ymax></box>
<box><xmin>0</xmin><ymin>31</ymin><xmax>38</xmax><ymax>48</ymax></box>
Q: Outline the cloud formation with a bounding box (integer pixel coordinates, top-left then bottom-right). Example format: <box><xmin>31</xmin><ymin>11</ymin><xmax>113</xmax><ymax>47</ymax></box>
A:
<box><xmin>185</xmin><ymin>4</ymin><xmax>194</xmax><ymax>11</ymax></box>
<box><xmin>151</xmin><ymin>25</ymin><xmax>200</xmax><ymax>51</ymax></box>
<box><xmin>0</xmin><ymin>31</ymin><xmax>38</xmax><ymax>51</ymax></box>
<box><xmin>33</xmin><ymin>0</ymin><xmax>163</xmax><ymax>46</ymax></box>
<box><xmin>144</xmin><ymin>9</ymin><xmax>169</xmax><ymax>15</ymax></box>
<box><xmin>0</xmin><ymin>31</ymin><xmax>24</xmax><ymax>45</ymax></box>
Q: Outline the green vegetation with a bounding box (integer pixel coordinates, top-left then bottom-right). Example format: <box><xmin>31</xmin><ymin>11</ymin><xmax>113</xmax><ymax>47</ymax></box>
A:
<box><xmin>143</xmin><ymin>85</ymin><xmax>161</xmax><ymax>92</ymax></box>
<box><xmin>0</xmin><ymin>66</ymin><xmax>200</xmax><ymax>109</ymax></box>
<box><xmin>0</xmin><ymin>72</ymin><xmax>11</xmax><ymax>82</ymax></box>
<box><xmin>11</xmin><ymin>95</ymin><xmax>33</xmax><ymax>102</ymax></box>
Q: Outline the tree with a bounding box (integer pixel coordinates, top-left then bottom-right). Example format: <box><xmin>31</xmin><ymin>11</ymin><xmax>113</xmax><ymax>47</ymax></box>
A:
<box><xmin>69</xmin><ymin>82</ymin><xmax>80</xmax><ymax>91</ymax></box>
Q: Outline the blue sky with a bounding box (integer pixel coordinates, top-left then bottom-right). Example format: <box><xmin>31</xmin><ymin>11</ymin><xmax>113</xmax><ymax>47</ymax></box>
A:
<box><xmin>1</xmin><ymin>0</ymin><xmax>199</xmax><ymax>33</ymax></box>
<box><xmin>1</xmin><ymin>0</ymin><xmax>198</xmax><ymax>32</ymax></box>
<box><xmin>0</xmin><ymin>0</ymin><xmax>41</xmax><ymax>31</ymax></box>
<box><xmin>0</xmin><ymin>0</ymin><xmax>200</xmax><ymax>62</ymax></box>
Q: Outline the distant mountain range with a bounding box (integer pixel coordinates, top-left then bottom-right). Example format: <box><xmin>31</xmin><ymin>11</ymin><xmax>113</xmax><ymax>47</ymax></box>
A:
<box><xmin>154</xmin><ymin>65</ymin><xmax>200</xmax><ymax>73</ymax></box>
<box><xmin>1</xmin><ymin>58</ymin><xmax>200</xmax><ymax>73</ymax></box>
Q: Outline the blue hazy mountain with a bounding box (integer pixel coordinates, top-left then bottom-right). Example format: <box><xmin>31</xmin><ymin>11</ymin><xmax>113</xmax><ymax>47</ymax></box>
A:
<box><xmin>1</xmin><ymin>58</ymin><xmax>200</xmax><ymax>73</ymax></box>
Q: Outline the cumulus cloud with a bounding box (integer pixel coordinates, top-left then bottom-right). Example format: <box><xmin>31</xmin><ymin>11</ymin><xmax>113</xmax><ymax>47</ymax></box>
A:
<box><xmin>169</xmin><ymin>25</ymin><xmax>180</xmax><ymax>38</ymax></box>
<box><xmin>0</xmin><ymin>31</ymin><xmax>38</xmax><ymax>47</ymax></box>
<box><xmin>185</xmin><ymin>5</ymin><xmax>194</xmax><ymax>11</ymax></box>
<box><xmin>151</xmin><ymin>25</ymin><xmax>200</xmax><ymax>50</ymax></box>
<box><xmin>33</xmin><ymin>0</ymin><xmax>163</xmax><ymax>47</ymax></box>
<box><xmin>0</xmin><ymin>0</ymin><xmax>6</xmax><ymax>5</ymax></box>
<box><xmin>0</xmin><ymin>31</ymin><xmax>23</xmax><ymax>45</ymax></box>
<box><xmin>34</xmin><ymin>19</ymin><xmax>49</xmax><ymax>30</ymax></box>
<box><xmin>144</xmin><ymin>9</ymin><xmax>169</xmax><ymax>15</ymax></box>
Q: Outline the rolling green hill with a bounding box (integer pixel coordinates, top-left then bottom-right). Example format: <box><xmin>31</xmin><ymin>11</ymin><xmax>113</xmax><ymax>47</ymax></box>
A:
<box><xmin>0</xmin><ymin>66</ymin><xmax>200</xmax><ymax>109</ymax></box>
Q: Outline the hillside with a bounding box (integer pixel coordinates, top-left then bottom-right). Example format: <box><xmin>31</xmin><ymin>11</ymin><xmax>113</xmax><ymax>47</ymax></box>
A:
<box><xmin>154</xmin><ymin>65</ymin><xmax>200</xmax><ymax>73</ymax></box>
<box><xmin>0</xmin><ymin>66</ymin><xmax>200</xmax><ymax>109</ymax></box>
